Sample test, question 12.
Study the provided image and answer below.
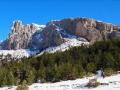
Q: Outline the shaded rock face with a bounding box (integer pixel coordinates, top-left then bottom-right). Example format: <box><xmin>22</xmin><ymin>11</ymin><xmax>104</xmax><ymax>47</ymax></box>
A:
<box><xmin>109</xmin><ymin>31</ymin><xmax>120</xmax><ymax>39</ymax></box>
<box><xmin>2</xmin><ymin>17</ymin><xmax>120</xmax><ymax>50</ymax></box>
<box><xmin>29</xmin><ymin>24</ymin><xmax>64</xmax><ymax>50</ymax></box>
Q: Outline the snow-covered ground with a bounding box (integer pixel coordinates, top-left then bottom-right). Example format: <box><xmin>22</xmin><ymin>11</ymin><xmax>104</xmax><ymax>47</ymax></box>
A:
<box><xmin>0</xmin><ymin>73</ymin><xmax>120</xmax><ymax>90</ymax></box>
<box><xmin>29</xmin><ymin>73</ymin><xmax>120</xmax><ymax>90</ymax></box>
<box><xmin>0</xmin><ymin>49</ymin><xmax>38</xmax><ymax>59</ymax></box>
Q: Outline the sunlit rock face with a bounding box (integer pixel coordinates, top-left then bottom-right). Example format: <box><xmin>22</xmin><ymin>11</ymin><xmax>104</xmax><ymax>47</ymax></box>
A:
<box><xmin>1</xmin><ymin>20</ymin><xmax>64</xmax><ymax>50</ymax></box>
<box><xmin>2</xmin><ymin>21</ymin><xmax>45</xmax><ymax>50</ymax></box>
<box><xmin>47</xmin><ymin>17</ymin><xmax>120</xmax><ymax>43</ymax></box>
<box><xmin>1</xmin><ymin>17</ymin><xmax>120</xmax><ymax>50</ymax></box>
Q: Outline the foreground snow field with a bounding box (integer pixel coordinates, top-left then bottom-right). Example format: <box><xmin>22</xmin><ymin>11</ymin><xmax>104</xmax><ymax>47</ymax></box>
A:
<box><xmin>0</xmin><ymin>74</ymin><xmax>120</xmax><ymax>90</ymax></box>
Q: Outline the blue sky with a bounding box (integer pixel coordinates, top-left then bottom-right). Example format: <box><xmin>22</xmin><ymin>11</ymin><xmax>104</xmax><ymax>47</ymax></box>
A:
<box><xmin>0</xmin><ymin>0</ymin><xmax>120</xmax><ymax>41</ymax></box>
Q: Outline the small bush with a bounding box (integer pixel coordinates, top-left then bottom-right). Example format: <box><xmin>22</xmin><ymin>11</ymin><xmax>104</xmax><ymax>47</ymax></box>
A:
<box><xmin>16</xmin><ymin>80</ymin><xmax>28</xmax><ymax>90</ymax></box>
<box><xmin>104</xmin><ymin>68</ymin><xmax>114</xmax><ymax>76</ymax></box>
<box><xmin>87</xmin><ymin>79</ymin><xmax>100</xmax><ymax>88</ymax></box>
<box><xmin>86</xmin><ymin>72</ymin><xmax>95</xmax><ymax>77</ymax></box>
<box><xmin>79</xmin><ymin>71</ymin><xmax>86</xmax><ymax>78</ymax></box>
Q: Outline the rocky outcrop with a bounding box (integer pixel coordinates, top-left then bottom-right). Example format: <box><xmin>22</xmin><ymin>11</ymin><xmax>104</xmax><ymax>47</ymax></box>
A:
<box><xmin>2</xmin><ymin>20</ymin><xmax>64</xmax><ymax>50</ymax></box>
<box><xmin>30</xmin><ymin>24</ymin><xmax>64</xmax><ymax>50</ymax></box>
<box><xmin>75</xmin><ymin>21</ymin><xmax>103</xmax><ymax>43</ymax></box>
<box><xmin>109</xmin><ymin>31</ymin><xmax>120</xmax><ymax>39</ymax></box>
<box><xmin>96</xmin><ymin>22</ymin><xmax>113</xmax><ymax>31</ymax></box>
<box><xmin>1</xmin><ymin>17</ymin><xmax>120</xmax><ymax>50</ymax></box>
<box><xmin>2</xmin><ymin>21</ymin><xmax>45</xmax><ymax>50</ymax></box>
<box><xmin>48</xmin><ymin>18</ymin><xmax>102</xmax><ymax>43</ymax></box>
<box><xmin>48</xmin><ymin>18</ymin><xmax>120</xmax><ymax>43</ymax></box>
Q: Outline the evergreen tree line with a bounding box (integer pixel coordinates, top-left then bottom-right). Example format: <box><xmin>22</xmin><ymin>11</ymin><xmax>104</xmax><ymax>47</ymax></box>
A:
<box><xmin>0</xmin><ymin>39</ymin><xmax>120</xmax><ymax>86</ymax></box>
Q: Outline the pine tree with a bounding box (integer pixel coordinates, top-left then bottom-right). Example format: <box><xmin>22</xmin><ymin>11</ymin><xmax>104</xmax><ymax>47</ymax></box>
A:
<box><xmin>86</xmin><ymin>63</ymin><xmax>96</xmax><ymax>73</ymax></box>
<box><xmin>38</xmin><ymin>67</ymin><xmax>46</xmax><ymax>83</ymax></box>
<box><xmin>26</xmin><ymin>70</ymin><xmax>35</xmax><ymax>85</ymax></box>
<box><xmin>7</xmin><ymin>71</ymin><xmax>15</xmax><ymax>85</ymax></box>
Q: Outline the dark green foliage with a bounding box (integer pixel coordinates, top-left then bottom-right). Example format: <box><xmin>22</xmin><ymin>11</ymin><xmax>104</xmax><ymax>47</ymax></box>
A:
<box><xmin>86</xmin><ymin>63</ymin><xmax>96</xmax><ymax>72</ymax></box>
<box><xmin>0</xmin><ymin>39</ymin><xmax>120</xmax><ymax>86</ymax></box>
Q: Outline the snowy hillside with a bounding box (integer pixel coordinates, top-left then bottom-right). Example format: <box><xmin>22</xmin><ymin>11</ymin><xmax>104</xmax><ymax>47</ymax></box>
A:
<box><xmin>0</xmin><ymin>38</ymin><xmax>88</xmax><ymax>59</ymax></box>
<box><xmin>1</xmin><ymin>73</ymin><xmax>120</xmax><ymax>90</ymax></box>
<box><xmin>38</xmin><ymin>37</ymin><xmax>89</xmax><ymax>55</ymax></box>
<box><xmin>0</xmin><ymin>37</ymin><xmax>88</xmax><ymax>59</ymax></box>
<box><xmin>0</xmin><ymin>49</ymin><xmax>38</xmax><ymax>59</ymax></box>
<box><xmin>0</xmin><ymin>33</ymin><xmax>89</xmax><ymax>59</ymax></box>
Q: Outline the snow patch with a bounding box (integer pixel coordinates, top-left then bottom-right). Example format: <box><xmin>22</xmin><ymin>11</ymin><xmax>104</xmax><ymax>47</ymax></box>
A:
<box><xmin>0</xmin><ymin>49</ymin><xmax>38</xmax><ymax>59</ymax></box>
<box><xmin>32</xmin><ymin>23</ymin><xmax>46</xmax><ymax>30</ymax></box>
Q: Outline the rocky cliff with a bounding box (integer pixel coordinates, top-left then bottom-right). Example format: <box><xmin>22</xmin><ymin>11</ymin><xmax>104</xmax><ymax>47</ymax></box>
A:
<box><xmin>1</xmin><ymin>17</ymin><xmax>120</xmax><ymax>50</ymax></box>
<box><xmin>2</xmin><ymin>21</ymin><xmax>45</xmax><ymax>50</ymax></box>
<box><xmin>48</xmin><ymin>18</ymin><xmax>119</xmax><ymax>42</ymax></box>
<box><xmin>1</xmin><ymin>20</ymin><xmax>64</xmax><ymax>50</ymax></box>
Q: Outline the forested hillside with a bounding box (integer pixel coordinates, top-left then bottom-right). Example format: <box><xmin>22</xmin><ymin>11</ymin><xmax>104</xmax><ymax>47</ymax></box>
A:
<box><xmin>0</xmin><ymin>39</ymin><xmax>120</xmax><ymax>86</ymax></box>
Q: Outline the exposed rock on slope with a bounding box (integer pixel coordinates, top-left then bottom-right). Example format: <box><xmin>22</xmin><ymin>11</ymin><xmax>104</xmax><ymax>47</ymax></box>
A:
<box><xmin>2</xmin><ymin>21</ymin><xmax>45</xmax><ymax>50</ymax></box>
<box><xmin>47</xmin><ymin>18</ymin><xmax>120</xmax><ymax>43</ymax></box>
<box><xmin>30</xmin><ymin>24</ymin><xmax>64</xmax><ymax>50</ymax></box>
<box><xmin>1</xmin><ymin>17</ymin><xmax>120</xmax><ymax>51</ymax></box>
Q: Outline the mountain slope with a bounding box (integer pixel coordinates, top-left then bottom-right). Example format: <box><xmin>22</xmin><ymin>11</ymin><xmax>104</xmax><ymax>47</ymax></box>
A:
<box><xmin>1</xmin><ymin>17</ymin><xmax>120</xmax><ymax>59</ymax></box>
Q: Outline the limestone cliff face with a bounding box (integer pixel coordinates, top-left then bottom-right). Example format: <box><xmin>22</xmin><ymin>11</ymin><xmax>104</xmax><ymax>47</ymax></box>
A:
<box><xmin>1</xmin><ymin>17</ymin><xmax>120</xmax><ymax>50</ymax></box>
<box><xmin>30</xmin><ymin>24</ymin><xmax>64</xmax><ymax>50</ymax></box>
<box><xmin>48</xmin><ymin>18</ymin><xmax>120</xmax><ymax>43</ymax></box>
<box><xmin>2</xmin><ymin>21</ymin><xmax>45</xmax><ymax>50</ymax></box>
<box><xmin>2</xmin><ymin>20</ymin><xmax>64</xmax><ymax>50</ymax></box>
